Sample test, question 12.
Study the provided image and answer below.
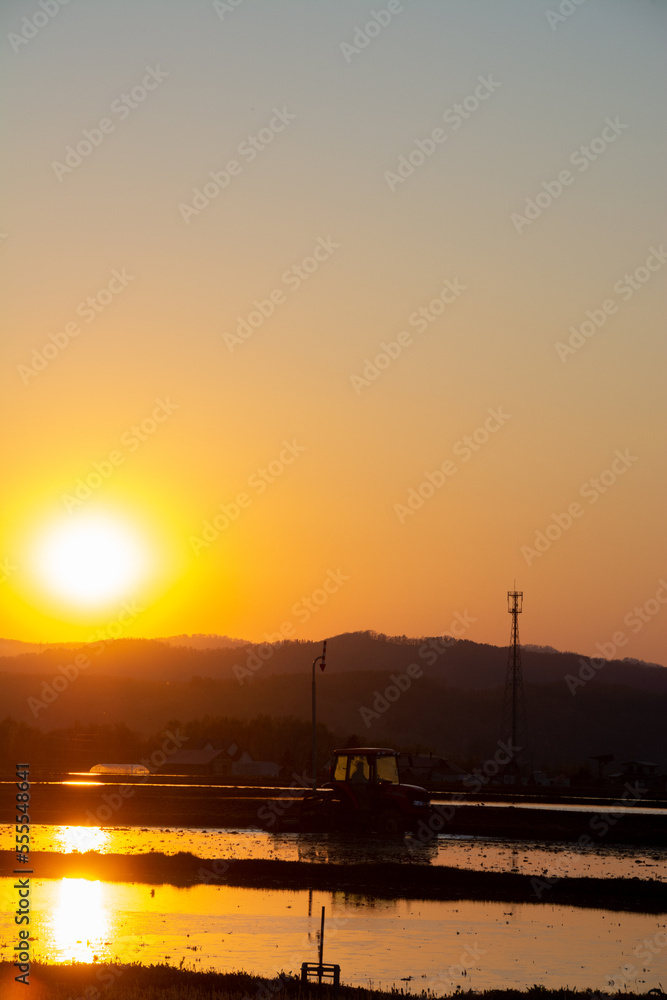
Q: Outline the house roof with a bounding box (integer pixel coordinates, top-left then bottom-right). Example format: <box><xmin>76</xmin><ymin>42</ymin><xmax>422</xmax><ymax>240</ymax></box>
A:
<box><xmin>89</xmin><ymin>763</ymin><xmax>150</xmax><ymax>774</ymax></box>
<box><xmin>398</xmin><ymin>753</ymin><xmax>464</xmax><ymax>774</ymax></box>
<box><xmin>166</xmin><ymin>748</ymin><xmax>230</xmax><ymax>765</ymax></box>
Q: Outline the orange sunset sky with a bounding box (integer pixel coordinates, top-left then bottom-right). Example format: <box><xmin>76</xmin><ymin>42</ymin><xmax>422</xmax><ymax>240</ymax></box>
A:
<box><xmin>2</xmin><ymin>0</ymin><xmax>666</xmax><ymax>665</ymax></box>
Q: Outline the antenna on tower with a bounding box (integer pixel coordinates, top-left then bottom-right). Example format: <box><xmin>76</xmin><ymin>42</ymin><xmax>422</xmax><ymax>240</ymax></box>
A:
<box><xmin>500</xmin><ymin>589</ymin><xmax>529</xmax><ymax>778</ymax></box>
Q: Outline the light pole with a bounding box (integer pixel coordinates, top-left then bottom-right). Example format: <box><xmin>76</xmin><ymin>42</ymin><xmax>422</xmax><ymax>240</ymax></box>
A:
<box><xmin>311</xmin><ymin>640</ymin><xmax>327</xmax><ymax>792</ymax></box>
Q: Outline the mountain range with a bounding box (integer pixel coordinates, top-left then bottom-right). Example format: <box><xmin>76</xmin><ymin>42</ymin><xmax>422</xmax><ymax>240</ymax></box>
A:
<box><xmin>1</xmin><ymin>631</ymin><xmax>665</xmax><ymax>769</ymax></box>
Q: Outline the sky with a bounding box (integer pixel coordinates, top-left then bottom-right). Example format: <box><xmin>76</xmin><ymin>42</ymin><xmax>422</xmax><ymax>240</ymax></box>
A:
<box><xmin>1</xmin><ymin>0</ymin><xmax>666</xmax><ymax>665</ymax></box>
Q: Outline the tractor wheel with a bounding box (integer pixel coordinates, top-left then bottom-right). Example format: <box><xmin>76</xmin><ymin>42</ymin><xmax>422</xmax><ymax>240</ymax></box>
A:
<box><xmin>377</xmin><ymin>809</ymin><xmax>404</xmax><ymax>836</ymax></box>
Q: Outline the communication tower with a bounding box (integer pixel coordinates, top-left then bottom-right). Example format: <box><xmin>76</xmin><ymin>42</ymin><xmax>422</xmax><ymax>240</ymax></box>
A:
<box><xmin>500</xmin><ymin>590</ymin><xmax>529</xmax><ymax>774</ymax></box>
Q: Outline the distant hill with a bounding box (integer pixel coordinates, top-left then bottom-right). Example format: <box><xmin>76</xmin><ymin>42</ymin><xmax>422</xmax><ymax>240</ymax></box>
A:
<box><xmin>0</xmin><ymin>630</ymin><xmax>664</xmax><ymax>692</ymax></box>
<box><xmin>0</xmin><ymin>631</ymin><xmax>665</xmax><ymax>769</ymax></box>
<box><xmin>0</xmin><ymin>633</ymin><xmax>248</xmax><ymax>658</ymax></box>
<box><xmin>0</xmin><ymin>638</ymin><xmax>61</xmax><ymax>658</ymax></box>
<box><xmin>161</xmin><ymin>634</ymin><xmax>249</xmax><ymax>650</ymax></box>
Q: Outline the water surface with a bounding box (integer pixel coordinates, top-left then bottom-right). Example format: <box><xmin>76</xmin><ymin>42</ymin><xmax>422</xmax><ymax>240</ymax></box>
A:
<box><xmin>1</xmin><ymin>878</ymin><xmax>665</xmax><ymax>992</ymax></box>
<box><xmin>3</xmin><ymin>824</ymin><xmax>664</xmax><ymax>881</ymax></box>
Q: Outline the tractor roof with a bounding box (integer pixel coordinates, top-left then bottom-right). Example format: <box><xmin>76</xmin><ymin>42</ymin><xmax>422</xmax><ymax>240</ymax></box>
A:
<box><xmin>333</xmin><ymin>748</ymin><xmax>397</xmax><ymax>756</ymax></box>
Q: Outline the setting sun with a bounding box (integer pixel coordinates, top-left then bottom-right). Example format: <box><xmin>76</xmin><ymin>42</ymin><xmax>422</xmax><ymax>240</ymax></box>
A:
<box><xmin>31</xmin><ymin>513</ymin><xmax>148</xmax><ymax>609</ymax></box>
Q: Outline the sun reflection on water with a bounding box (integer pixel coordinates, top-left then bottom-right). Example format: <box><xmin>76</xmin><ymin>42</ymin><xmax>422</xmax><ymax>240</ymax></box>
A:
<box><xmin>53</xmin><ymin>825</ymin><xmax>110</xmax><ymax>853</ymax></box>
<box><xmin>51</xmin><ymin>878</ymin><xmax>110</xmax><ymax>962</ymax></box>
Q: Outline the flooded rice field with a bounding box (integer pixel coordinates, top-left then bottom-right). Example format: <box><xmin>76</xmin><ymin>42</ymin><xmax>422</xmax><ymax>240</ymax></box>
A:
<box><xmin>2</xmin><ymin>823</ymin><xmax>665</xmax><ymax>881</ymax></box>
<box><xmin>1</xmin><ymin>877</ymin><xmax>666</xmax><ymax>992</ymax></box>
<box><xmin>1</xmin><ymin>824</ymin><xmax>665</xmax><ymax>992</ymax></box>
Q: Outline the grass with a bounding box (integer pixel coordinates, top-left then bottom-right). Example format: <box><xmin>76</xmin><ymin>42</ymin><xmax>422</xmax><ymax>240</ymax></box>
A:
<box><xmin>0</xmin><ymin>963</ymin><xmax>661</xmax><ymax>1000</ymax></box>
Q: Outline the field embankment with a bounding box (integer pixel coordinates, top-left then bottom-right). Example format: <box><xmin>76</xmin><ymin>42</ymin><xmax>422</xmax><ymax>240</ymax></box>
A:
<box><xmin>0</xmin><ymin>962</ymin><xmax>662</xmax><ymax>1000</ymax></box>
<box><xmin>2</xmin><ymin>851</ymin><xmax>665</xmax><ymax>913</ymax></box>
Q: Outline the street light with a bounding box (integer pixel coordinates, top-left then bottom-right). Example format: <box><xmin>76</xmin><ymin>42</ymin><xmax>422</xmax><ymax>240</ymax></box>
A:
<box><xmin>311</xmin><ymin>640</ymin><xmax>327</xmax><ymax>792</ymax></box>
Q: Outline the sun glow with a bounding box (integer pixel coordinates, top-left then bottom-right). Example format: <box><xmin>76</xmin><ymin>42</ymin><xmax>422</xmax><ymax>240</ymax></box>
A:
<box><xmin>32</xmin><ymin>512</ymin><xmax>148</xmax><ymax>608</ymax></box>
<box><xmin>52</xmin><ymin>878</ymin><xmax>110</xmax><ymax>962</ymax></box>
<box><xmin>53</xmin><ymin>824</ymin><xmax>111</xmax><ymax>854</ymax></box>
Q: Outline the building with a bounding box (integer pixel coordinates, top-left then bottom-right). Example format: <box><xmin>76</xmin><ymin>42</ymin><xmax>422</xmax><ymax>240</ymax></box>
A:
<box><xmin>397</xmin><ymin>753</ymin><xmax>465</xmax><ymax>786</ymax></box>
<box><xmin>231</xmin><ymin>750</ymin><xmax>281</xmax><ymax>778</ymax></box>
<box><xmin>89</xmin><ymin>763</ymin><xmax>150</xmax><ymax>775</ymax></box>
<box><xmin>158</xmin><ymin>741</ymin><xmax>233</xmax><ymax>777</ymax></box>
<box><xmin>622</xmin><ymin>760</ymin><xmax>660</xmax><ymax>778</ymax></box>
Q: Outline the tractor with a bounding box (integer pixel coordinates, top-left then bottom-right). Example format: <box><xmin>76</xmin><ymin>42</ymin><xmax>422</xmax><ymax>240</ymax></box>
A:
<box><xmin>300</xmin><ymin>747</ymin><xmax>431</xmax><ymax>834</ymax></box>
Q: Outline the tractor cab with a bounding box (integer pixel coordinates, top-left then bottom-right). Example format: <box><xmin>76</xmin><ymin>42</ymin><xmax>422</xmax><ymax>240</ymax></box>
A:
<box><xmin>331</xmin><ymin>748</ymin><xmax>400</xmax><ymax>786</ymax></box>
<box><xmin>320</xmin><ymin>748</ymin><xmax>430</xmax><ymax>833</ymax></box>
